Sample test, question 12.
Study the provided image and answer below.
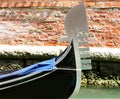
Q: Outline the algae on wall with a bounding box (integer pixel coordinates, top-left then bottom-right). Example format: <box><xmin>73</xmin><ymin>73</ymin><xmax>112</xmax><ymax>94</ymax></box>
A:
<box><xmin>81</xmin><ymin>71</ymin><xmax>120</xmax><ymax>88</ymax></box>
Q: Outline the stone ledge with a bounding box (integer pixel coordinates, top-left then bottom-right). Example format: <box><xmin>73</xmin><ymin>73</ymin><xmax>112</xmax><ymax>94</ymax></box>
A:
<box><xmin>90</xmin><ymin>47</ymin><xmax>120</xmax><ymax>62</ymax></box>
<box><xmin>0</xmin><ymin>45</ymin><xmax>120</xmax><ymax>62</ymax></box>
<box><xmin>0</xmin><ymin>45</ymin><xmax>66</xmax><ymax>59</ymax></box>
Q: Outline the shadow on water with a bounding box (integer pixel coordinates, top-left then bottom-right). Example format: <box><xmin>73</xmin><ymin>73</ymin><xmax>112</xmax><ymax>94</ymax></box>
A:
<box><xmin>73</xmin><ymin>87</ymin><xmax>120</xmax><ymax>99</ymax></box>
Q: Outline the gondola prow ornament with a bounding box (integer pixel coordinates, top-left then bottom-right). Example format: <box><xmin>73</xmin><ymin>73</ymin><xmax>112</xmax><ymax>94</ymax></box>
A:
<box><xmin>59</xmin><ymin>1</ymin><xmax>92</xmax><ymax>98</ymax></box>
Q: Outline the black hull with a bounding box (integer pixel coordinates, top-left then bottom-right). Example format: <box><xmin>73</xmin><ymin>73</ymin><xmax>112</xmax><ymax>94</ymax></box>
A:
<box><xmin>0</xmin><ymin>42</ymin><xmax>78</xmax><ymax>99</ymax></box>
<box><xmin>0</xmin><ymin>71</ymin><xmax>76</xmax><ymax>99</ymax></box>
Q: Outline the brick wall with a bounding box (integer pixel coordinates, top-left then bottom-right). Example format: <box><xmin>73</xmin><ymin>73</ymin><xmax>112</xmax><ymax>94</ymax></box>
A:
<box><xmin>0</xmin><ymin>0</ymin><xmax>120</xmax><ymax>47</ymax></box>
<box><xmin>0</xmin><ymin>0</ymin><xmax>120</xmax><ymax>8</ymax></box>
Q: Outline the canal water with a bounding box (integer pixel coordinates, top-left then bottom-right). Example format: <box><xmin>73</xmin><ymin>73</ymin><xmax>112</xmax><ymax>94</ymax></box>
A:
<box><xmin>72</xmin><ymin>87</ymin><xmax>120</xmax><ymax>99</ymax></box>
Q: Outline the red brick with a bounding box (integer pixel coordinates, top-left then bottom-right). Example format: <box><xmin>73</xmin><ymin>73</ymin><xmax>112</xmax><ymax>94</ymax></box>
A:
<box><xmin>105</xmin><ymin>42</ymin><xmax>115</xmax><ymax>47</ymax></box>
<box><xmin>8</xmin><ymin>2</ymin><xmax>16</xmax><ymax>7</ymax></box>
<box><xmin>57</xmin><ymin>1</ymin><xmax>66</xmax><ymax>7</ymax></box>
<box><xmin>32</xmin><ymin>2</ymin><xmax>39</xmax><ymax>7</ymax></box>
<box><xmin>86</xmin><ymin>2</ymin><xmax>95</xmax><ymax>7</ymax></box>
<box><xmin>16</xmin><ymin>2</ymin><xmax>24</xmax><ymax>7</ymax></box>
<box><xmin>104</xmin><ymin>2</ymin><xmax>112</xmax><ymax>7</ymax></box>
<box><xmin>95</xmin><ymin>2</ymin><xmax>105</xmax><ymax>8</ymax></box>
<box><xmin>0</xmin><ymin>3</ymin><xmax>2</xmax><ymax>7</ymax></box>
<box><xmin>40</xmin><ymin>2</ymin><xmax>46</xmax><ymax>7</ymax></box>
<box><xmin>113</xmin><ymin>2</ymin><xmax>120</xmax><ymax>7</ymax></box>
<box><xmin>23</xmin><ymin>2</ymin><xmax>31</xmax><ymax>7</ymax></box>
<box><xmin>50</xmin><ymin>1</ymin><xmax>57</xmax><ymax>7</ymax></box>
<box><xmin>1</xmin><ymin>2</ymin><xmax>8</xmax><ymax>7</ymax></box>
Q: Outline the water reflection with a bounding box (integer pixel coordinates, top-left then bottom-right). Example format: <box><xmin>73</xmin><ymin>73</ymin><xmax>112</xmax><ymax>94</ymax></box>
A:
<box><xmin>74</xmin><ymin>87</ymin><xmax>120</xmax><ymax>99</ymax></box>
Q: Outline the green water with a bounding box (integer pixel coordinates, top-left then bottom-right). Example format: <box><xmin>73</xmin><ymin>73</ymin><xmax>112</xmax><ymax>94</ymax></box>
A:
<box><xmin>73</xmin><ymin>87</ymin><xmax>120</xmax><ymax>99</ymax></box>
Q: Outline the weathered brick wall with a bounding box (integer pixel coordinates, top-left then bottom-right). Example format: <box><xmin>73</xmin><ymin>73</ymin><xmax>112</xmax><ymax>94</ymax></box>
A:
<box><xmin>88</xmin><ymin>8</ymin><xmax>120</xmax><ymax>47</ymax></box>
<box><xmin>0</xmin><ymin>0</ymin><xmax>120</xmax><ymax>47</ymax></box>
<box><xmin>0</xmin><ymin>0</ymin><xmax>120</xmax><ymax>8</ymax></box>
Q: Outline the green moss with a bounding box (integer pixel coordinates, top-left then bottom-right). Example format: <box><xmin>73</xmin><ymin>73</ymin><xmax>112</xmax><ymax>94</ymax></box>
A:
<box><xmin>81</xmin><ymin>72</ymin><xmax>120</xmax><ymax>88</ymax></box>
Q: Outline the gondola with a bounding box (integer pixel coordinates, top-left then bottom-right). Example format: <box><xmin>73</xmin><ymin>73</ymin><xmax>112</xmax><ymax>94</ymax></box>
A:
<box><xmin>0</xmin><ymin>41</ymin><xmax>80</xmax><ymax>99</ymax></box>
<box><xmin>0</xmin><ymin>1</ymin><xmax>91</xmax><ymax>99</ymax></box>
